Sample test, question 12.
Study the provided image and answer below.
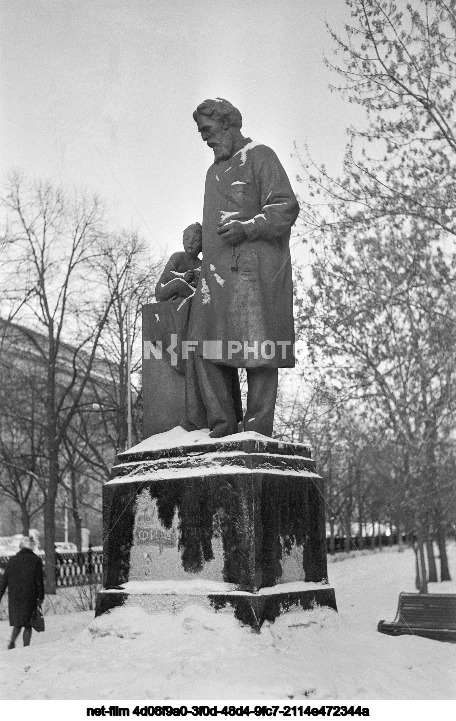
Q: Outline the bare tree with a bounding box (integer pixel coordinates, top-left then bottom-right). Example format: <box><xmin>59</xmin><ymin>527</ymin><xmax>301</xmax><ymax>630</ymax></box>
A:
<box><xmin>291</xmin><ymin>0</ymin><xmax>456</xmax><ymax>589</ymax></box>
<box><xmin>299</xmin><ymin>0</ymin><xmax>456</xmax><ymax>239</ymax></box>
<box><xmin>0</xmin><ymin>174</ymin><xmax>131</xmax><ymax>591</ymax></box>
<box><xmin>299</xmin><ymin>216</ymin><xmax>456</xmax><ymax>589</ymax></box>
<box><xmin>61</xmin><ymin>230</ymin><xmax>162</xmax><ymax>515</ymax></box>
<box><xmin>0</xmin><ymin>340</ymin><xmax>47</xmax><ymax>532</ymax></box>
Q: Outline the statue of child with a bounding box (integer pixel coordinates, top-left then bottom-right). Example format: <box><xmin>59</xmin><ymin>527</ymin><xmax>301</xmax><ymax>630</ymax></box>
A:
<box><xmin>155</xmin><ymin>222</ymin><xmax>202</xmax><ymax>302</ymax></box>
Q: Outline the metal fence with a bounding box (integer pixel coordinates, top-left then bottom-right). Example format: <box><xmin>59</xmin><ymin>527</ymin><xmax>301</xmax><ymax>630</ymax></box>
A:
<box><xmin>327</xmin><ymin>533</ymin><xmax>404</xmax><ymax>553</ymax></box>
<box><xmin>0</xmin><ymin>549</ymin><xmax>103</xmax><ymax>588</ymax></box>
<box><xmin>54</xmin><ymin>550</ymin><xmax>103</xmax><ymax>587</ymax></box>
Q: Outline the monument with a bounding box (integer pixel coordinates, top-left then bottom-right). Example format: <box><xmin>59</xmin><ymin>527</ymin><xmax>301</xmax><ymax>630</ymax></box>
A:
<box><xmin>183</xmin><ymin>98</ymin><xmax>299</xmax><ymax>438</ymax></box>
<box><xmin>142</xmin><ymin>223</ymin><xmax>202</xmax><ymax>437</ymax></box>
<box><xmin>95</xmin><ymin>99</ymin><xmax>337</xmax><ymax>628</ymax></box>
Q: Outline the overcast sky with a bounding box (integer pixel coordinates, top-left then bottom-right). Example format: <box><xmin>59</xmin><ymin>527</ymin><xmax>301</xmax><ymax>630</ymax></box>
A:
<box><xmin>0</xmin><ymin>0</ymin><xmax>362</xmax><ymax>262</ymax></box>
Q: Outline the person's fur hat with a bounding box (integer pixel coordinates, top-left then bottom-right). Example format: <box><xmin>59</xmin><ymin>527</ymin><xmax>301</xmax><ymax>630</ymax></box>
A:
<box><xmin>19</xmin><ymin>536</ymin><xmax>36</xmax><ymax>550</ymax></box>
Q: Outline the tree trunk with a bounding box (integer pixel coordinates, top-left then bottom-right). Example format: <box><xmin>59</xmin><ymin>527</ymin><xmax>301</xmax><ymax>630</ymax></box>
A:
<box><xmin>43</xmin><ymin>445</ymin><xmax>59</xmax><ymax>594</ymax></box>
<box><xmin>70</xmin><ymin>471</ymin><xmax>83</xmax><ymax>552</ymax></box>
<box><xmin>426</xmin><ymin>537</ymin><xmax>438</xmax><ymax>583</ymax></box>
<box><xmin>436</xmin><ymin>524</ymin><xmax>452</xmax><ymax>582</ymax></box>
<box><xmin>344</xmin><ymin>512</ymin><xmax>352</xmax><ymax>552</ymax></box>
<box><xmin>417</xmin><ymin>534</ymin><xmax>428</xmax><ymax>594</ymax></box>
<box><xmin>414</xmin><ymin>542</ymin><xmax>421</xmax><ymax>591</ymax></box>
<box><xmin>43</xmin><ymin>494</ymin><xmax>57</xmax><ymax>594</ymax></box>
<box><xmin>396</xmin><ymin>518</ymin><xmax>404</xmax><ymax>552</ymax></box>
<box><xmin>377</xmin><ymin>522</ymin><xmax>383</xmax><ymax>552</ymax></box>
<box><xmin>117</xmin><ymin>313</ymin><xmax>128</xmax><ymax>453</ymax></box>
<box><xmin>20</xmin><ymin>506</ymin><xmax>31</xmax><ymax>535</ymax></box>
<box><xmin>329</xmin><ymin>519</ymin><xmax>336</xmax><ymax>555</ymax></box>
<box><xmin>356</xmin><ymin>468</ymin><xmax>363</xmax><ymax>550</ymax></box>
<box><xmin>73</xmin><ymin>510</ymin><xmax>82</xmax><ymax>552</ymax></box>
<box><xmin>357</xmin><ymin>528</ymin><xmax>364</xmax><ymax>551</ymax></box>
<box><xmin>422</xmin><ymin>414</ymin><xmax>439</xmax><ymax>585</ymax></box>
<box><xmin>44</xmin><ymin>322</ymin><xmax>58</xmax><ymax>594</ymax></box>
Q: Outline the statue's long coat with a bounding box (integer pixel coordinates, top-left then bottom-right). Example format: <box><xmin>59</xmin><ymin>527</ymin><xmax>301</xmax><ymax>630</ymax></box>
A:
<box><xmin>189</xmin><ymin>140</ymin><xmax>299</xmax><ymax>368</ymax></box>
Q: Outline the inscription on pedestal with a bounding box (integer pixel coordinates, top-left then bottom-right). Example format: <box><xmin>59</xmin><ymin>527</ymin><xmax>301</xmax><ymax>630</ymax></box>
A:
<box><xmin>135</xmin><ymin>496</ymin><xmax>177</xmax><ymax>549</ymax></box>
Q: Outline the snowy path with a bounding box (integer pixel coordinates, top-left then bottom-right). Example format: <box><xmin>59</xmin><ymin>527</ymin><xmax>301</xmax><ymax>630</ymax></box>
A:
<box><xmin>0</xmin><ymin>545</ymin><xmax>455</xmax><ymax>700</ymax></box>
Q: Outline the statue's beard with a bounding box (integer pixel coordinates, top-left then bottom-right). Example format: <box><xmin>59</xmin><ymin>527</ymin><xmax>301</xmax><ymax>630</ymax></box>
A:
<box><xmin>212</xmin><ymin>131</ymin><xmax>234</xmax><ymax>164</ymax></box>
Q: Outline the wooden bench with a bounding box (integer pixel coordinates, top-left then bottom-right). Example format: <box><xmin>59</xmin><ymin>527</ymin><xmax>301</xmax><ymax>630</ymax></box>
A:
<box><xmin>378</xmin><ymin>592</ymin><xmax>456</xmax><ymax>642</ymax></box>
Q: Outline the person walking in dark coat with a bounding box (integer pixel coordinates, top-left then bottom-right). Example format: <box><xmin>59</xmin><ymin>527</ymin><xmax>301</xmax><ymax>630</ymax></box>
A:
<box><xmin>0</xmin><ymin>536</ymin><xmax>45</xmax><ymax>649</ymax></box>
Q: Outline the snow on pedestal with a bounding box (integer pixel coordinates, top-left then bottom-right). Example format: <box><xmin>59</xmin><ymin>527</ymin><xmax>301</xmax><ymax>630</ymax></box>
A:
<box><xmin>95</xmin><ymin>427</ymin><xmax>337</xmax><ymax>629</ymax></box>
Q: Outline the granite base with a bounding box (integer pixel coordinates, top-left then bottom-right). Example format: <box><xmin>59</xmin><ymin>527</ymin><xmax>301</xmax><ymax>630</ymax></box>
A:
<box><xmin>95</xmin><ymin>585</ymin><xmax>337</xmax><ymax>630</ymax></box>
<box><xmin>97</xmin><ymin>433</ymin><xmax>337</xmax><ymax>630</ymax></box>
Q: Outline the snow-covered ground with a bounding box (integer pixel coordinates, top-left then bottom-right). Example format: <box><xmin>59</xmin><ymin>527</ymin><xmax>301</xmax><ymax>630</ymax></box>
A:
<box><xmin>0</xmin><ymin>545</ymin><xmax>455</xmax><ymax>701</ymax></box>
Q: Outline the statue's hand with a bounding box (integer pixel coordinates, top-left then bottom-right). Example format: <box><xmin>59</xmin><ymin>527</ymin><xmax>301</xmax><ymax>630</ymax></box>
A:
<box><xmin>217</xmin><ymin>220</ymin><xmax>246</xmax><ymax>245</ymax></box>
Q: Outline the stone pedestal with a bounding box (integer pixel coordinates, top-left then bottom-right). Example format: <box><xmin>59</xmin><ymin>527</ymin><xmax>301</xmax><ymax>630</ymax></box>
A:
<box><xmin>95</xmin><ymin>432</ymin><xmax>337</xmax><ymax>629</ymax></box>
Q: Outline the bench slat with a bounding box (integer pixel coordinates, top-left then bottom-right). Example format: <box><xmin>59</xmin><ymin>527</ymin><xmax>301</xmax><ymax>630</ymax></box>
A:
<box><xmin>378</xmin><ymin>593</ymin><xmax>456</xmax><ymax>642</ymax></box>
